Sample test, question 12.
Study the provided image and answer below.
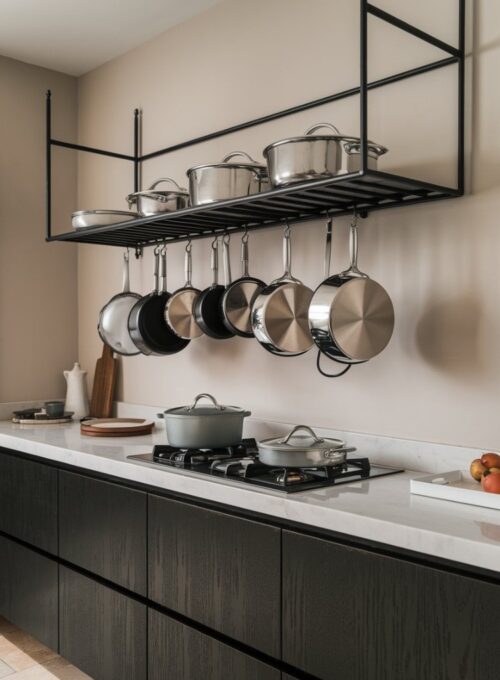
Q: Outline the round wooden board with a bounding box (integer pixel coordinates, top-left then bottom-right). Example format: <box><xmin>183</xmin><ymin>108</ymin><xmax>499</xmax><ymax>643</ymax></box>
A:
<box><xmin>81</xmin><ymin>418</ymin><xmax>154</xmax><ymax>437</ymax></box>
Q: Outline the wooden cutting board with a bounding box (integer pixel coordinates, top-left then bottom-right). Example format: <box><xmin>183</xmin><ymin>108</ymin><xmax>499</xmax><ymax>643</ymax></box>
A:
<box><xmin>81</xmin><ymin>418</ymin><xmax>154</xmax><ymax>437</ymax></box>
<box><xmin>90</xmin><ymin>344</ymin><xmax>118</xmax><ymax>418</ymax></box>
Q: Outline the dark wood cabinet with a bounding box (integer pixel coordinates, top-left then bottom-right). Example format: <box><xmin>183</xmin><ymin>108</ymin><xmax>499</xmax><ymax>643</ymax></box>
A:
<box><xmin>0</xmin><ymin>450</ymin><xmax>57</xmax><ymax>552</ymax></box>
<box><xmin>149</xmin><ymin>608</ymin><xmax>280</xmax><ymax>680</ymax></box>
<box><xmin>282</xmin><ymin>530</ymin><xmax>500</xmax><ymax>680</ymax></box>
<box><xmin>148</xmin><ymin>494</ymin><xmax>281</xmax><ymax>657</ymax></box>
<box><xmin>59</xmin><ymin>566</ymin><xmax>147</xmax><ymax>680</ymax></box>
<box><xmin>59</xmin><ymin>470</ymin><xmax>147</xmax><ymax>594</ymax></box>
<box><xmin>0</xmin><ymin>535</ymin><xmax>58</xmax><ymax>650</ymax></box>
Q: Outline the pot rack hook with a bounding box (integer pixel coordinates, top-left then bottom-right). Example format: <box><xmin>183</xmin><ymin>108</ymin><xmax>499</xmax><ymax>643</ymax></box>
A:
<box><xmin>211</xmin><ymin>235</ymin><xmax>218</xmax><ymax>250</ymax></box>
<box><xmin>316</xmin><ymin>351</ymin><xmax>352</xmax><ymax>379</ymax></box>
<box><xmin>123</xmin><ymin>247</ymin><xmax>130</xmax><ymax>263</ymax></box>
<box><xmin>185</xmin><ymin>238</ymin><xmax>192</xmax><ymax>253</ymax></box>
<box><xmin>283</xmin><ymin>219</ymin><xmax>291</xmax><ymax>237</ymax></box>
<box><xmin>134</xmin><ymin>246</ymin><xmax>143</xmax><ymax>259</ymax></box>
<box><xmin>223</xmin><ymin>231</ymin><xmax>231</xmax><ymax>246</ymax></box>
<box><xmin>242</xmin><ymin>226</ymin><xmax>249</xmax><ymax>244</ymax></box>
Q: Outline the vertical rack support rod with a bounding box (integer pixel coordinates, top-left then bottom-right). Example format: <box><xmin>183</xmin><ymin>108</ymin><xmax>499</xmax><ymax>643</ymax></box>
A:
<box><xmin>457</xmin><ymin>0</ymin><xmax>465</xmax><ymax>194</ymax></box>
<box><xmin>360</xmin><ymin>0</ymin><xmax>369</xmax><ymax>174</ymax></box>
<box><xmin>134</xmin><ymin>108</ymin><xmax>140</xmax><ymax>193</ymax></box>
<box><xmin>46</xmin><ymin>90</ymin><xmax>52</xmax><ymax>240</ymax></box>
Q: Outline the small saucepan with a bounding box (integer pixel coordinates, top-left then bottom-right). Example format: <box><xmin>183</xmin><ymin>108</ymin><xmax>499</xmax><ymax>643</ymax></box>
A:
<box><xmin>258</xmin><ymin>425</ymin><xmax>355</xmax><ymax>468</ymax></box>
<box><xmin>127</xmin><ymin>177</ymin><xmax>189</xmax><ymax>216</ymax></box>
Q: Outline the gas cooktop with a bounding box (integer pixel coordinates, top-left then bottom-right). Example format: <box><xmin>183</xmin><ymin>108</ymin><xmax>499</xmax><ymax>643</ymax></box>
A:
<box><xmin>128</xmin><ymin>438</ymin><xmax>403</xmax><ymax>493</ymax></box>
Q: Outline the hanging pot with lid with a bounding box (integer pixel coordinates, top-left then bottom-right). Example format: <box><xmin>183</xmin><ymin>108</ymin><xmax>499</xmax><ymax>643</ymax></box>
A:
<box><xmin>159</xmin><ymin>393</ymin><xmax>251</xmax><ymax>448</ymax></box>
<box><xmin>308</xmin><ymin>214</ymin><xmax>395</xmax><ymax>366</ymax></box>
<box><xmin>127</xmin><ymin>177</ymin><xmax>189</xmax><ymax>216</ymax></box>
<box><xmin>187</xmin><ymin>151</ymin><xmax>269</xmax><ymax>206</ymax></box>
<box><xmin>258</xmin><ymin>425</ymin><xmax>355</xmax><ymax>468</ymax></box>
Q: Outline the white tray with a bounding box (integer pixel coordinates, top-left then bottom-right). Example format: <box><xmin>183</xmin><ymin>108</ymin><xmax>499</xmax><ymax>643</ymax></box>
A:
<box><xmin>410</xmin><ymin>470</ymin><xmax>500</xmax><ymax>510</ymax></box>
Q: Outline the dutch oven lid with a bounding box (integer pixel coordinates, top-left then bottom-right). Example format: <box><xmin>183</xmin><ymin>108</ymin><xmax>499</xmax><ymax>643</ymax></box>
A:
<box><xmin>127</xmin><ymin>177</ymin><xmax>188</xmax><ymax>201</ymax></box>
<box><xmin>259</xmin><ymin>425</ymin><xmax>344</xmax><ymax>453</ymax></box>
<box><xmin>164</xmin><ymin>393</ymin><xmax>250</xmax><ymax>417</ymax></box>
<box><xmin>187</xmin><ymin>151</ymin><xmax>266</xmax><ymax>175</ymax></box>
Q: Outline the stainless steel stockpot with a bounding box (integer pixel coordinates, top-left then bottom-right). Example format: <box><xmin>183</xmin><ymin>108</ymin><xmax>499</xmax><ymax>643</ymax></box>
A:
<box><xmin>263</xmin><ymin>123</ymin><xmax>343</xmax><ymax>188</ymax></box>
<box><xmin>258</xmin><ymin>425</ymin><xmax>355</xmax><ymax>468</ymax></box>
<box><xmin>159</xmin><ymin>393</ymin><xmax>251</xmax><ymax>449</ymax></box>
<box><xmin>127</xmin><ymin>177</ymin><xmax>189</xmax><ymax>216</ymax></box>
<box><xmin>187</xmin><ymin>151</ymin><xmax>269</xmax><ymax>206</ymax></box>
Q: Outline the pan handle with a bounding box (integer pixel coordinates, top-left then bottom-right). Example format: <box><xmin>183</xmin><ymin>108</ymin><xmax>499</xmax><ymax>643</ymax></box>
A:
<box><xmin>339</xmin><ymin>214</ymin><xmax>368</xmax><ymax>279</ymax></box>
<box><xmin>281</xmin><ymin>425</ymin><xmax>324</xmax><ymax>445</ymax></box>
<box><xmin>241</xmin><ymin>230</ymin><xmax>250</xmax><ymax>277</ymax></box>
<box><xmin>122</xmin><ymin>249</ymin><xmax>131</xmax><ymax>294</ymax></box>
<box><xmin>187</xmin><ymin>393</ymin><xmax>225</xmax><ymax>411</ymax></box>
<box><xmin>272</xmin><ymin>223</ymin><xmax>301</xmax><ymax>285</ymax></box>
<box><xmin>211</xmin><ymin>237</ymin><xmax>219</xmax><ymax>287</ymax></box>
<box><xmin>185</xmin><ymin>241</ymin><xmax>193</xmax><ymax>287</ymax></box>
<box><xmin>316</xmin><ymin>350</ymin><xmax>352</xmax><ymax>378</ymax></box>
<box><xmin>223</xmin><ymin>233</ymin><xmax>232</xmax><ymax>286</ymax></box>
<box><xmin>324</xmin><ymin>215</ymin><xmax>333</xmax><ymax>279</ymax></box>
<box><xmin>160</xmin><ymin>246</ymin><xmax>167</xmax><ymax>294</ymax></box>
<box><xmin>305</xmin><ymin>122</ymin><xmax>341</xmax><ymax>136</ymax></box>
<box><xmin>152</xmin><ymin>247</ymin><xmax>160</xmax><ymax>294</ymax></box>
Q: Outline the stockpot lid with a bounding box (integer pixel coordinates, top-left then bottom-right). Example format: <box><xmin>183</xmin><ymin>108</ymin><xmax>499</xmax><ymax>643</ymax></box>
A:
<box><xmin>258</xmin><ymin>425</ymin><xmax>344</xmax><ymax>453</ymax></box>
<box><xmin>127</xmin><ymin>177</ymin><xmax>188</xmax><ymax>201</ymax></box>
<box><xmin>164</xmin><ymin>393</ymin><xmax>251</xmax><ymax>417</ymax></box>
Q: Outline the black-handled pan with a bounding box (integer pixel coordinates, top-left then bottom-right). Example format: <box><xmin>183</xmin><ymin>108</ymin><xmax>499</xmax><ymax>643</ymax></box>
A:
<box><xmin>195</xmin><ymin>236</ymin><xmax>235</xmax><ymax>339</ymax></box>
<box><xmin>128</xmin><ymin>247</ymin><xmax>189</xmax><ymax>355</ymax></box>
<box><xmin>221</xmin><ymin>231</ymin><xmax>265</xmax><ymax>338</ymax></box>
<box><xmin>308</xmin><ymin>213</ymin><xmax>394</xmax><ymax>365</ymax></box>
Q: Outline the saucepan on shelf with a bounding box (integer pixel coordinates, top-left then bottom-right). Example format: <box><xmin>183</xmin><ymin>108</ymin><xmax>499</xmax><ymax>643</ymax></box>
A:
<box><xmin>126</xmin><ymin>177</ymin><xmax>189</xmax><ymax>216</ymax></box>
<box><xmin>72</xmin><ymin>209</ymin><xmax>138</xmax><ymax>229</ymax></box>
<box><xmin>158</xmin><ymin>393</ymin><xmax>251</xmax><ymax>448</ymax></box>
<box><xmin>263</xmin><ymin>122</ymin><xmax>388</xmax><ymax>188</ymax></box>
<box><xmin>187</xmin><ymin>151</ymin><xmax>269</xmax><ymax>206</ymax></box>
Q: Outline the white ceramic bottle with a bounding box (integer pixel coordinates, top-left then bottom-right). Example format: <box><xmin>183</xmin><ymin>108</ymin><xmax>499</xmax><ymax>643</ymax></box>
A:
<box><xmin>64</xmin><ymin>362</ymin><xmax>90</xmax><ymax>420</ymax></box>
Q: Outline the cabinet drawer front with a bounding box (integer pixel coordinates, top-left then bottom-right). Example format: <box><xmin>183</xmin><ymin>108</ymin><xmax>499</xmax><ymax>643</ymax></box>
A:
<box><xmin>283</xmin><ymin>530</ymin><xmax>500</xmax><ymax>680</ymax></box>
<box><xmin>0</xmin><ymin>535</ymin><xmax>58</xmax><ymax>650</ymax></box>
<box><xmin>59</xmin><ymin>470</ymin><xmax>147</xmax><ymax>594</ymax></box>
<box><xmin>59</xmin><ymin>566</ymin><xmax>147</xmax><ymax>680</ymax></box>
<box><xmin>149</xmin><ymin>609</ymin><xmax>280</xmax><ymax>680</ymax></box>
<box><xmin>0</xmin><ymin>451</ymin><xmax>57</xmax><ymax>552</ymax></box>
<box><xmin>148</xmin><ymin>495</ymin><xmax>280</xmax><ymax>657</ymax></box>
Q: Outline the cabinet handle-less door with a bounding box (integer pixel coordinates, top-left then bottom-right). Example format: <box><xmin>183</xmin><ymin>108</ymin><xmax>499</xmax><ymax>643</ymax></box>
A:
<box><xmin>148</xmin><ymin>495</ymin><xmax>281</xmax><ymax>657</ymax></box>
<box><xmin>149</xmin><ymin>609</ymin><xmax>280</xmax><ymax>680</ymax></box>
<box><xmin>0</xmin><ymin>535</ymin><xmax>58</xmax><ymax>650</ymax></box>
<box><xmin>0</xmin><ymin>451</ymin><xmax>57</xmax><ymax>552</ymax></box>
<box><xmin>59</xmin><ymin>567</ymin><xmax>147</xmax><ymax>680</ymax></box>
<box><xmin>59</xmin><ymin>470</ymin><xmax>147</xmax><ymax>594</ymax></box>
<box><xmin>283</xmin><ymin>530</ymin><xmax>500</xmax><ymax>680</ymax></box>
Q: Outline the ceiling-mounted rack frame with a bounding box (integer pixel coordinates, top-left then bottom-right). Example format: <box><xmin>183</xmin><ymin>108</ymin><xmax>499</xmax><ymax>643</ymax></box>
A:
<box><xmin>45</xmin><ymin>0</ymin><xmax>465</xmax><ymax>249</ymax></box>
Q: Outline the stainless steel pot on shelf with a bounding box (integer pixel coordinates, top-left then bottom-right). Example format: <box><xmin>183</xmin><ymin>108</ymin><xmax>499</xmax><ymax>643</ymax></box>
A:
<box><xmin>126</xmin><ymin>177</ymin><xmax>189</xmax><ymax>216</ymax></box>
<box><xmin>187</xmin><ymin>151</ymin><xmax>269</xmax><ymax>206</ymax></box>
<box><xmin>159</xmin><ymin>393</ymin><xmax>251</xmax><ymax>448</ymax></box>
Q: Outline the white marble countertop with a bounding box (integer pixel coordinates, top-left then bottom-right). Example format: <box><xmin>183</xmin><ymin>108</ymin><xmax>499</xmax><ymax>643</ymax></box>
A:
<box><xmin>0</xmin><ymin>419</ymin><xmax>499</xmax><ymax>574</ymax></box>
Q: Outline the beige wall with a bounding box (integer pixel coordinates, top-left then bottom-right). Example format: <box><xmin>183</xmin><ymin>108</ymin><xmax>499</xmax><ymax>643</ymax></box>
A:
<box><xmin>0</xmin><ymin>56</ymin><xmax>78</xmax><ymax>401</ymax></box>
<box><xmin>77</xmin><ymin>0</ymin><xmax>499</xmax><ymax>449</ymax></box>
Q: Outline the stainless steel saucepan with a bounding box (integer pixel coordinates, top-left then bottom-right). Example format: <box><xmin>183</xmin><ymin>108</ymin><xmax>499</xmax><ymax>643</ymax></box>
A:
<box><xmin>164</xmin><ymin>241</ymin><xmax>203</xmax><ymax>339</ymax></box>
<box><xmin>309</xmin><ymin>214</ymin><xmax>395</xmax><ymax>365</ymax></box>
<box><xmin>258</xmin><ymin>425</ymin><xmax>355</xmax><ymax>468</ymax></box>
<box><xmin>187</xmin><ymin>151</ymin><xmax>269</xmax><ymax>206</ymax></box>
<box><xmin>127</xmin><ymin>177</ymin><xmax>189</xmax><ymax>216</ymax></box>
<box><xmin>252</xmin><ymin>223</ymin><xmax>314</xmax><ymax>356</ymax></box>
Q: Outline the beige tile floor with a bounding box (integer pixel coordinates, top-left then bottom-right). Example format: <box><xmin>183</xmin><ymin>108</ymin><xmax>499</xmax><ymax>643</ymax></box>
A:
<box><xmin>0</xmin><ymin>618</ymin><xmax>90</xmax><ymax>679</ymax></box>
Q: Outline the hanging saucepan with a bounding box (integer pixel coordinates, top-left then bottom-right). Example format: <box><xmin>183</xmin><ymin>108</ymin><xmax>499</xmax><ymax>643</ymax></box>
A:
<box><xmin>221</xmin><ymin>231</ymin><xmax>265</xmax><ymax>338</ymax></box>
<box><xmin>187</xmin><ymin>151</ymin><xmax>269</xmax><ymax>206</ymax></box>
<box><xmin>258</xmin><ymin>425</ymin><xmax>355</xmax><ymax>468</ymax></box>
<box><xmin>126</xmin><ymin>177</ymin><xmax>189</xmax><ymax>216</ymax></box>
<box><xmin>252</xmin><ymin>224</ymin><xmax>314</xmax><ymax>356</ymax></box>
<box><xmin>128</xmin><ymin>247</ymin><xmax>189</xmax><ymax>355</ymax></box>
<box><xmin>98</xmin><ymin>250</ymin><xmax>141</xmax><ymax>356</ymax></box>
<box><xmin>194</xmin><ymin>237</ymin><xmax>235</xmax><ymax>339</ymax></box>
<box><xmin>164</xmin><ymin>241</ymin><xmax>203</xmax><ymax>339</ymax></box>
<box><xmin>308</xmin><ymin>214</ymin><xmax>395</xmax><ymax>368</ymax></box>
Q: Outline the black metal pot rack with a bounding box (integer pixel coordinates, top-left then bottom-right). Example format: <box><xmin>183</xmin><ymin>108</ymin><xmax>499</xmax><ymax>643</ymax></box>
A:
<box><xmin>45</xmin><ymin>0</ymin><xmax>465</xmax><ymax>250</ymax></box>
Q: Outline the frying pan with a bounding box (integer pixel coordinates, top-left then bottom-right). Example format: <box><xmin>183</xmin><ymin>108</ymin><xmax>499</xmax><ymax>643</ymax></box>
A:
<box><xmin>221</xmin><ymin>231</ymin><xmax>265</xmax><ymax>337</ymax></box>
<box><xmin>251</xmin><ymin>223</ymin><xmax>313</xmax><ymax>356</ymax></box>
<box><xmin>194</xmin><ymin>237</ymin><xmax>235</xmax><ymax>340</ymax></box>
<box><xmin>98</xmin><ymin>250</ymin><xmax>140</xmax><ymax>356</ymax></box>
<box><xmin>164</xmin><ymin>241</ymin><xmax>203</xmax><ymax>339</ymax></box>
<box><xmin>128</xmin><ymin>247</ymin><xmax>189</xmax><ymax>355</ymax></box>
<box><xmin>308</xmin><ymin>213</ymin><xmax>394</xmax><ymax>366</ymax></box>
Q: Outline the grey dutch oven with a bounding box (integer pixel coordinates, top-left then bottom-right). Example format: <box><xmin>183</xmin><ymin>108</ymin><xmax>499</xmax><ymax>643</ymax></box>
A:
<box><xmin>159</xmin><ymin>393</ymin><xmax>251</xmax><ymax>448</ymax></box>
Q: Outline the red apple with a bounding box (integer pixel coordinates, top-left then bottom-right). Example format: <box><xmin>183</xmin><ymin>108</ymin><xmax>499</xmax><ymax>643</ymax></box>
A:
<box><xmin>481</xmin><ymin>470</ymin><xmax>500</xmax><ymax>494</ymax></box>
<box><xmin>480</xmin><ymin>453</ymin><xmax>500</xmax><ymax>469</ymax></box>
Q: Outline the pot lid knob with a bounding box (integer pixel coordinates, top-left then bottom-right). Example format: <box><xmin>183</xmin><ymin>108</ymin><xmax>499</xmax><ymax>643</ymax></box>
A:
<box><xmin>281</xmin><ymin>425</ymin><xmax>324</xmax><ymax>446</ymax></box>
<box><xmin>187</xmin><ymin>393</ymin><xmax>225</xmax><ymax>411</ymax></box>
